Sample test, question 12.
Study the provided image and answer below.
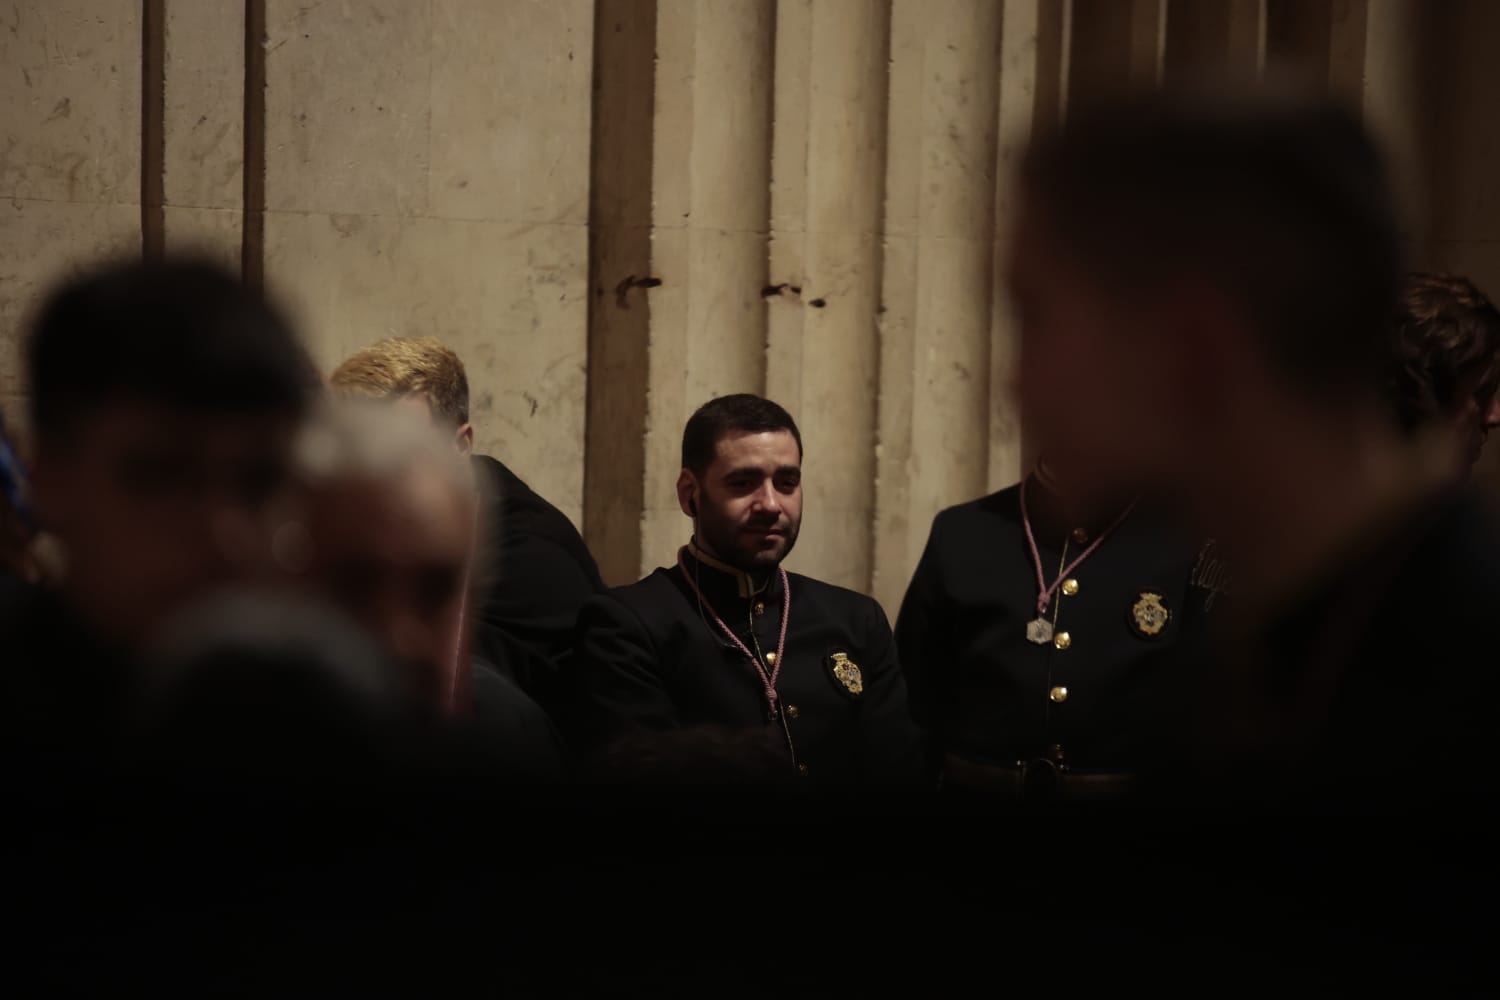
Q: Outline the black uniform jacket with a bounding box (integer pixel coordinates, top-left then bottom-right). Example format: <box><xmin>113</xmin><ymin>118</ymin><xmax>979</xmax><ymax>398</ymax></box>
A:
<box><xmin>567</xmin><ymin>544</ymin><xmax>923</xmax><ymax>784</ymax></box>
<box><xmin>896</xmin><ymin>478</ymin><xmax>1219</xmax><ymax>776</ymax></box>
<box><xmin>1154</xmin><ymin>485</ymin><xmax>1500</xmax><ymax>814</ymax></box>
<box><xmin>470</xmin><ymin>454</ymin><xmax>605</xmax><ymax>695</ymax></box>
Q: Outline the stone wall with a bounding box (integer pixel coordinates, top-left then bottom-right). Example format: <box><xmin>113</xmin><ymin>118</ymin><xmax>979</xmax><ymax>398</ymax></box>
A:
<box><xmin>2</xmin><ymin>0</ymin><xmax>1497</xmax><ymax>616</ymax></box>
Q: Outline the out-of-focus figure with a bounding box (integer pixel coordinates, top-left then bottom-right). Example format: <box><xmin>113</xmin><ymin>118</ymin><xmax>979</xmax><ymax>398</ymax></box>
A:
<box><xmin>0</xmin><ymin>257</ymin><xmax>317</xmax><ymax>769</ymax></box>
<box><xmin>329</xmin><ymin>337</ymin><xmax>605</xmax><ymax>707</ymax></box>
<box><xmin>288</xmin><ymin>401</ymin><xmax>564</xmax><ymax>780</ymax></box>
<box><xmin>1387</xmin><ymin>272</ymin><xmax>1500</xmax><ymax>474</ymax></box>
<box><xmin>567</xmin><ymin>394</ymin><xmax>922</xmax><ymax>786</ymax></box>
<box><xmin>0</xmin><ymin>412</ymin><xmax>41</xmax><ymax>606</ymax></box>
<box><xmin>1008</xmin><ymin>88</ymin><xmax>1500</xmax><ymax>811</ymax></box>
<box><xmin>896</xmin><ymin>448</ymin><xmax>1220</xmax><ymax>807</ymax></box>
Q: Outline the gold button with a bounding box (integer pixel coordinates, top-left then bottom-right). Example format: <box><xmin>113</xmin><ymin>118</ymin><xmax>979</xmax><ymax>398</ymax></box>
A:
<box><xmin>1049</xmin><ymin>685</ymin><xmax>1068</xmax><ymax>703</ymax></box>
<box><xmin>1071</xmin><ymin>527</ymin><xmax>1089</xmax><ymax>544</ymax></box>
<box><xmin>1061</xmin><ymin>578</ymin><xmax>1079</xmax><ymax>597</ymax></box>
<box><xmin>753</xmin><ymin>601</ymin><xmax>766</xmax><ymax>616</ymax></box>
<box><xmin>764</xmin><ymin>652</ymin><xmax>777</xmax><ymax>665</ymax></box>
<box><xmin>797</xmin><ymin>763</ymin><xmax>809</xmax><ymax>777</ymax></box>
<box><xmin>785</xmin><ymin>704</ymin><xmax>799</xmax><ymax>719</ymax></box>
<box><xmin>1053</xmin><ymin>631</ymin><xmax>1071</xmax><ymax>650</ymax></box>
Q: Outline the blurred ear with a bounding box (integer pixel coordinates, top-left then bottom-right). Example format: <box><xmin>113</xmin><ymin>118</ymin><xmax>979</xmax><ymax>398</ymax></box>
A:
<box><xmin>676</xmin><ymin>469</ymin><xmax>697</xmax><ymax>519</ymax></box>
<box><xmin>454</xmin><ymin>423</ymin><xmax>474</xmax><ymax>457</ymax></box>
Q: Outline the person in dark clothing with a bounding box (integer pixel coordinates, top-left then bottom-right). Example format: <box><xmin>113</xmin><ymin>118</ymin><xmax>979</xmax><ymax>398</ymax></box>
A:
<box><xmin>567</xmin><ymin>394</ymin><xmax>922</xmax><ymax>786</ymax></box>
<box><xmin>2</xmin><ymin>257</ymin><xmax>319</xmax><ymax>769</ymax></box>
<box><xmin>289</xmin><ymin>401</ymin><xmax>565</xmax><ymax>780</ymax></box>
<box><xmin>328</xmin><ymin>336</ymin><xmax>604</xmax><ymax>701</ymax></box>
<box><xmin>1000</xmin><ymin>87</ymin><xmax>1495</xmax><ymax>987</ymax></box>
<box><xmin>1386</xmin><ymin>271</ymin><xmax>1500</xmax><ymax>474</ymax></box>
<box><xmin>896</xmin><ymin>455</ymin><xmax>1220</xmax><ymax>804</ymax></box>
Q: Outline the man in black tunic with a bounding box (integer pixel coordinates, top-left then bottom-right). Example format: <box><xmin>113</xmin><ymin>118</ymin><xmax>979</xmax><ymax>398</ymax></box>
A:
<box><xmin>567</xmin><ymin>394</ymin><xmax>921</xmax><ymax>785</ymax></box>
<box><xmin>896</xmin><ymin>454</ymin><xmax>1222</xmax><ymax>803</ymax></box>
<box><xmin>329</xmin><ymin>336</ymin><xmax>605</xmax><ymax>700</ymax></box>
<box><xmin>992</xmin><ymin>88</ymin><xmax>1497</xmax><ymax>988</ymax></box>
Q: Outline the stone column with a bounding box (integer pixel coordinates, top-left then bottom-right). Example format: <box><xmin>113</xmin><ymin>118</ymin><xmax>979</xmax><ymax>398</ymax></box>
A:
<box><xmin>640</xmin><ymin>0</ymin><xmax>776</xmax><ymax>571</ymax></box>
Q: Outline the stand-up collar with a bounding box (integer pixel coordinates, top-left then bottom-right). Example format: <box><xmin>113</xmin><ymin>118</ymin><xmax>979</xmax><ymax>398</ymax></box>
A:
<box><xmin>682</xmin><ymin>540</ymin><xmax>778</xmax><ymax>601</ymax></box>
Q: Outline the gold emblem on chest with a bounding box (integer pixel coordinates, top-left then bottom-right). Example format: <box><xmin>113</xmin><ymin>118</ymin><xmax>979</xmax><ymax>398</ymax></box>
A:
<box><xmin>829</xmin><ymin>652</ymin><xmax>864</xmax><ymax>696</ymax></box>
<box><xmin>1129</xmin><ymin>591</ymin><xmax>1171</xmax><ymax>637</ymax></box>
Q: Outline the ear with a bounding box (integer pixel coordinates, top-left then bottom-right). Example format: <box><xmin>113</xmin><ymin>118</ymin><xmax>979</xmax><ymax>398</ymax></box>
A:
<box><xmin>676</xmin><ymin>469</ymin><xmax>698</xmax><ymax>518</ymax></box>
<box><xmin>454</xmin><ymin>423</ymin><xmax>475</xmax><ymax>457</ymax></box>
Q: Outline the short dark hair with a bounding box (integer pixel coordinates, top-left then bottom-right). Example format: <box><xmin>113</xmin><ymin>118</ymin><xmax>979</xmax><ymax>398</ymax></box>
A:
<box><xmin>25</xmin><ymin>257</ymin><xmax>318</xmax><ymax>444</ymax></box>
<box><xmin>1387</xmin><ymin>273</ymin><xmax>1500</xmax><ymax>430</ymax></box>
<box><xmin>680</xmin><ymin>394</ymin><xmax>802</xmax><ymax>475</ymax></box>
<box><xmin>1020</xmin><ymin>87</ymin><xmax>1402</xmax><ymax>398</ymax></box>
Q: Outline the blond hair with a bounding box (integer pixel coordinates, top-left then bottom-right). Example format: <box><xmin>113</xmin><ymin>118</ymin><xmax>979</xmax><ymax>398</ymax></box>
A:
<box><xmin>328</xmin><ymin>336</ymin><xmax>469</xmax><ymax>427</ymax></box>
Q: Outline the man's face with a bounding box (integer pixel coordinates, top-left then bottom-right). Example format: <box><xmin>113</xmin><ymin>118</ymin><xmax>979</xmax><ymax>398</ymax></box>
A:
<box><xmin>1452</xmin><ymin>382</ymin><xmax>1500</xmax><ymax>470</ymax></box>
<box><xmin>1007</xmin><ymin>206</ymin><xmax>1190</xmax><ymax>497</ymax></box>
<box><xmin>33</xmin><ymin>401</ymin><xmax>297</xmax><ymax>649</ymax></box>
<box><xmin>683</xmin><ymin>430</ymin><xmax>802</xmax><ymax>573</ymax></box>
<box><xmin>302</xmin><ymin>465</ymin><xmax>471</xmax><ymax>704</ymax></box>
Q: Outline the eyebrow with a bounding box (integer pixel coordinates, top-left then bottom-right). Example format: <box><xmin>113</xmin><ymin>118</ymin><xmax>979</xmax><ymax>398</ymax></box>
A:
<box><xmin>724</xmin><ymin>465</ymin><xmax>801</xmax><ymax>478</ymax></box>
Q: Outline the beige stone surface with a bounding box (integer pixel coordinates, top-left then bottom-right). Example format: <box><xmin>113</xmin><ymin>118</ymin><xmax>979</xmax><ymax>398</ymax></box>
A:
<box><xmin>265</xmin><ymin>212</ymin><xmax>588</xmax><ymax>526</ymax></box>
<box><xmin>161</xmin><ymin>205</ymin><xmax>242</xmax><ymax>272</ymax></box>
<box><xmin>263</xmin><ymin>0</ymin><xmax>432</xmax><ymax>217</ymax></box>
<box><xmin>585</xmin><ymin>0</ymin><xmax>658</xmax><ymax>586</ymax></box>
<box><xmin>871</xmin><ymin>0</ymin><xmax>928</xmax><ymax>611</ymax></box>
<box><xmin>908</xmin><ymin>0</ymin><xmax>1000</xmax><ymax>575</ymax></box>
<box><xmin>765</xmin><ymin>0</ymin><xmax>812</xmax><ymax>409</ymax></box>
<box><xmin>429</xmin><ymin>0</ymin><xmax>592</xmax><ymax>224</ymax></box>
<box><xmin>0</xmin><ymin>1</ymin><xmax>140</xmax><ymax>432</ymax></box>
<box><xmin>163</xmin><ymin>0</ymin><xmax>243</xmax><ymax>212</ymax></box>
<box><xmin>0</xmin><ymin>2</ymin><xmax>141</xmax><ymax>204</ymax></box>
<box><xmin>640</xmin><ymin>0</ymin><xmax>775</xmax><ymax>576</ymax></box>
<box><xmin>987</xmin><ymin>0</ymin><xmax>1045</xmax><ymax>495</ymax></box>
<box><xmin>781</xmin><ymin>0</ymin><xmax>889</xmax><ymax>591</ymax></box>
<box><xmin>4</xmin><ymin>0</ymin><xmax>1500</xmax><ymax>589</ymax></box>
<box><xmin>261</xmin><ymin>0</ymin><xmax>594</xmax><ymax>529</ymax></box>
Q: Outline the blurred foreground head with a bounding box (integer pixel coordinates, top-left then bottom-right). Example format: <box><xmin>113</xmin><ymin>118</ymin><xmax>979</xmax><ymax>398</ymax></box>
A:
<box><xmin>1388</xmin><ymin>273</ymin><xmax>1500</xmax><ymax>472</ymax></box>
<box><xmin>1009</xmin><ymin>87</ymin><xmax>1402</xmax><ymax>507</ymax></box>
<box><xmin>23</xmin><ymin>257</ymin><xmax>318</xmax><ymax>649</ymax></box>
<box><xmin>136</xmin><ymin>588</ymin><xmax>417</xmax><ymax>777</ymax></box>
<box><xmin>290</xmin><ymin>402</ymin><xmax>475</xmax><ymax>708</ymax></box>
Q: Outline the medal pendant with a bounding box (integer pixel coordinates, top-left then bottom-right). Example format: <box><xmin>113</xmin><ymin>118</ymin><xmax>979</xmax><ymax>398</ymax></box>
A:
<box><xmin>1026</xmin><ymin>617</ymin><xmax>1055</xmax><ymax>645</ymax></box>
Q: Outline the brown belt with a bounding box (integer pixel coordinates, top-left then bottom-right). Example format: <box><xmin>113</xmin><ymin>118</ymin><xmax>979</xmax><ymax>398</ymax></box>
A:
<box><xmin>941</xmin><ymin>753</ymin><xmax>1136</xmax><ymax>803</ymax></box>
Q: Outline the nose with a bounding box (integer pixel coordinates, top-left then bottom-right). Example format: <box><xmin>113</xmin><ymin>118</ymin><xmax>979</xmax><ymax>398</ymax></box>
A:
<box><xmin>753</xmin><ymin>480</ymin><xmax>783</xmax><ymax>514</ymax></box>
<box><xmin>1483</xmin><ymin>394</ymin><xmax>1500</xmax><ymax>430</ymax></box>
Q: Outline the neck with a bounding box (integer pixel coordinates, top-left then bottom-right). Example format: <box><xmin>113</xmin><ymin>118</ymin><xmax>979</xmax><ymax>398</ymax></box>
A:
<box><xmin>1031</xmin><ymin>457</ymin><xmax>1137</xmax><ymax>527</ymax></box>
<box><xmin>687</xmin><ymin>537</ymin><xmax>773</xmax><ymax>597</ymax></box>
<box><xmin>1203</xmin><ymin>396</ymin><xmax>1454</xmax><ymax>628</ymax></box>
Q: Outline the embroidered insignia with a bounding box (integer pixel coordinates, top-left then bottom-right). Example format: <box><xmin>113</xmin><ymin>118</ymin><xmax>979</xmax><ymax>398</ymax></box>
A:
<box><xmin>828</xmin><ymin>652</ymin><xmax>863</xmax><ymax>696</ymax></box>
<box><xmin>1129</xmin><ymin>591</ymin><xmax>1171</xmax><ymax>638</ymax></box>
<box><xmin>1189</xmin><ymin>538</ymin><xmax>1230</xmax><ymax>612</ymax></box>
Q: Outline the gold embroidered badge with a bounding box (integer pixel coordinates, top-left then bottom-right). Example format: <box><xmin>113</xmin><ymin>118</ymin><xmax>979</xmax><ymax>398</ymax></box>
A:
<box><xmin>829</xmin><ymin>652</ymin><xmax>863</xmax><ymax>696</ymax></box>
<box><xmin>1129</xmin><ymin>591</ymin><xmax>1171</xmax><ymax>638</ymax></box>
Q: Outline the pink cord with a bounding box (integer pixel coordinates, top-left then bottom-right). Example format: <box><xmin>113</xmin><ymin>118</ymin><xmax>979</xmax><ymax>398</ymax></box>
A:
<box><xmin>677</xmin><ymin>549</ymin><xmax>791</xmax><ymax>717</ymax></box>
<box><xmin>1019</xmin><ymin>475</ymin><xmax>1137</xmax><ymax>617</ymax></box>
